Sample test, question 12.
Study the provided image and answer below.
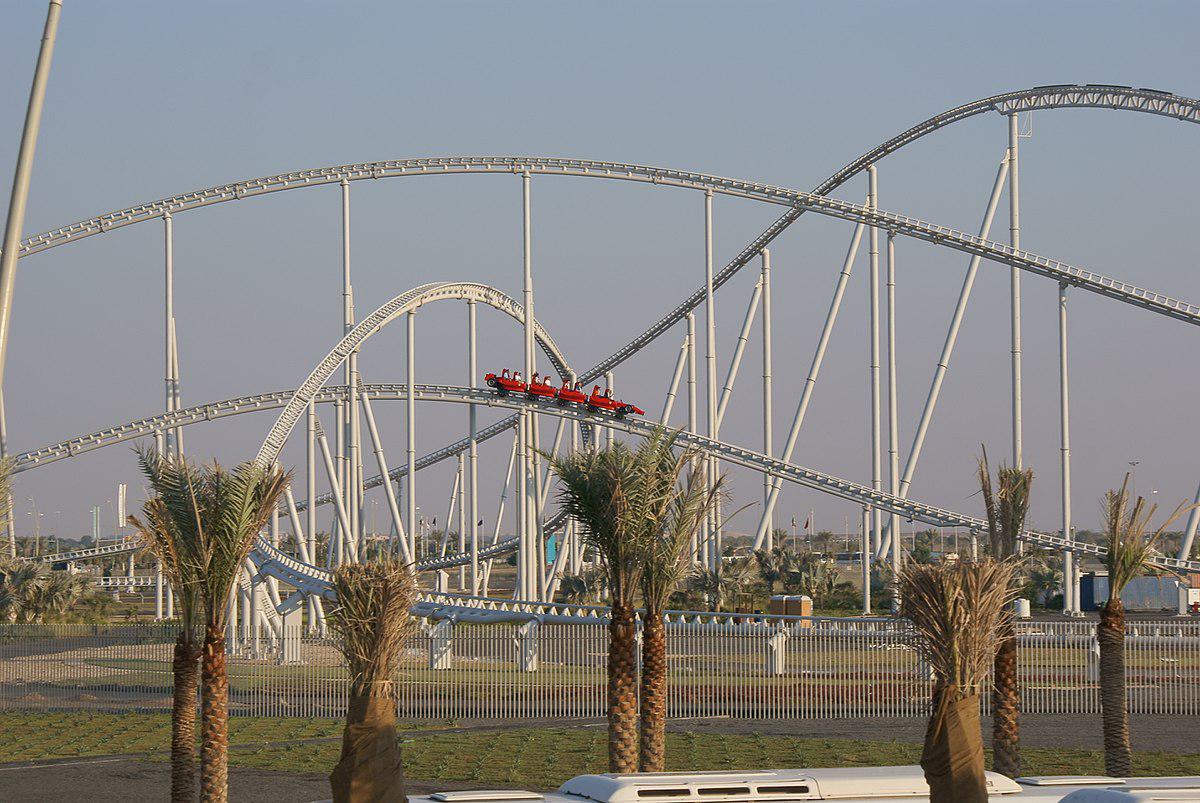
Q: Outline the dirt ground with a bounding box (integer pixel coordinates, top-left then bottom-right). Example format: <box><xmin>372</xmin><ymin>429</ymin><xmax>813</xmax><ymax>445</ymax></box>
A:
<box><xmin>0</xmin><ymin>715</ymin><xmax>1194</xmax><ymax>802</ymax></box>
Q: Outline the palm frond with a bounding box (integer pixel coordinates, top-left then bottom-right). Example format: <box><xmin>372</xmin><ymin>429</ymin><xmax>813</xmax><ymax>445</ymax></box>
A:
<box><xmin>1101</xmin><ymin>475</ymin><xmax>1194</xmax><ymax>599</ymax></box>
<box><xmin>977</xmin><ymin>446</ymin><xmax>1033</xmax><ymax>560</ymax></box>
<box><xmin>899</xmin><ymin>559</ymin><xmax>1019</xmax><ymax>694</ymax></box>
<box><xmin>328</xmin><ymin>559</ymin><xmax>418</xmax><ymax>698</ymax></box>
<box><xmin>131</xmin><ymin>446</ymin><xmax>291</xmax><ymax>630</ymax></box>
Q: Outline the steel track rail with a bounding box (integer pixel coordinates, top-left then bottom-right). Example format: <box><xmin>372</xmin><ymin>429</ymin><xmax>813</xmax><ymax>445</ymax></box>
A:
<box><xmin>246</xmin><ymin>388</ymin><xmax>1200</xmax><ymax>594</ymax></box>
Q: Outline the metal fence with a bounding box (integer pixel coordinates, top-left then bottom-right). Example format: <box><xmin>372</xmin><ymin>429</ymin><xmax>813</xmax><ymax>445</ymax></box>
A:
<box><xmin>1</xmin><ymin>618</ymin><xmax>1197</xmax><ymax>720</ymax></box>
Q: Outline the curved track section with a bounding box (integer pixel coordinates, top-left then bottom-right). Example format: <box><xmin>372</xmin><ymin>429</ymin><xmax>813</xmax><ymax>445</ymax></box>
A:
<box><xmin>255</xmin><ymin>281</ymin><xmax>573</xmax><ymax>466</ymax></box>
<box><xmin>7</xmin><ymin>158</ymin><xmax>1197</xmax><ymax>333</ymax></box>
<box><xmin>248</xmin><ymin>386</ymin><xmax>1200</xmax><ymax>590</ymax></box>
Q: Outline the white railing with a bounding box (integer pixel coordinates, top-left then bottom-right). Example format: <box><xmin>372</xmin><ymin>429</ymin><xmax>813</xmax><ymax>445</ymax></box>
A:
<box><xmin>0</xmin><ymin>619</ymin><xmax>1196</xmax><ymax>720</ymax></box>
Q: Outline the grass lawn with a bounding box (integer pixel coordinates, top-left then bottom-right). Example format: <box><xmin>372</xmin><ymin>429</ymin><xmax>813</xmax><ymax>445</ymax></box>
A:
<box><xmin>2</xmin><ymin>712</ymin><xmax>1199</xmax><ymax>790</ymax></box>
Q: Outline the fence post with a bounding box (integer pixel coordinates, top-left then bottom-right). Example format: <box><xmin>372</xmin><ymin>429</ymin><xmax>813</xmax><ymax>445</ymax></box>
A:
<box><xmin>429</xmin><ymin>619</ymin><xmax>454</xmax><ymax>670</ymax></box>
<box><xmin>1086</xmin><ymin>635</ymin><xmax>1100</xmax><ymax>683</ymax></box>
<box><xmin>516</xmin><ymin>620</ymin><xmax>539</xmax><ymax>672</ymax></box>
<box><xmin>281</xmin><ymin>605</ymin><xmax>302</xmax><ymax>664</ymax></box>
<box><xmin>766</xmin><ymin>629</ymin><xmax>788</xmax><ymax>676</ymax></box>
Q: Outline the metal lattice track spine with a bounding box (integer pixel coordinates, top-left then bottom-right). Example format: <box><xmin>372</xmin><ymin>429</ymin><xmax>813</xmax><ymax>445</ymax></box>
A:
<box><xmin>26</xmin><ymin>386</ymin><xmax>1200</xmax><ymax>578</ymax></box>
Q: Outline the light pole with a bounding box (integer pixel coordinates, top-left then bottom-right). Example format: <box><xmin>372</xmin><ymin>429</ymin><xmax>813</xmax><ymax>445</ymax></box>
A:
<box><xmin>25</xmin><ymin>497</ymin><xmax>43</xmax><ymax>556</ymax></box>
<box><xmin>1128</xmin><ymin>460</ymin><xmax>1140</xmax><ymax>499</ymax></box>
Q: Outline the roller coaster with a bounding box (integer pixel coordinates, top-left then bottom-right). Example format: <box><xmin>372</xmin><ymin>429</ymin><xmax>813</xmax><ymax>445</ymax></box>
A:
<box><xmin>8</xmin><ymin>84</ymin><xmax>1200</xmax><ymax>639</ymax></box>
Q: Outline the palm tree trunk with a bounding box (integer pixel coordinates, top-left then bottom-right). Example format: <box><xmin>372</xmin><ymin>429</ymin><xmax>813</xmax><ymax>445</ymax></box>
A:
<box><xmin>921</xmin><ymin>684</ymin><xmax>988</xmax><ymax>803</ymax></box>
<box><xmin>330</xmin><ymin>692</ymin><xmax>406</xmax><ymax>802</ymax></box>
<box><xmin>171</xmin><ymin>631</ymin><xmax>201</xmax><ymax>802</ymax></box>
<box><xmin>1099</xmin><ymin>599</ymin><xmax>1132</xmax><ymax>777</ymax></box>
<box><xmin>639</xmin><ymin>608</ymin><xmax>668</xmax><ymax>772</ymax></box>
<box><xmin>608</xmin><ymin>601</ymin><xmax>639</xmax><ymax>773</ymax></box>
<box><xmin>990</xmin><ymin>619</ymin><xmax>1021</xmax><ymax>777</ymax></box>
<box><xmin>200</xmin><ymin>625</ymin><xmax>229</xmax><ymax>802</ymax></box>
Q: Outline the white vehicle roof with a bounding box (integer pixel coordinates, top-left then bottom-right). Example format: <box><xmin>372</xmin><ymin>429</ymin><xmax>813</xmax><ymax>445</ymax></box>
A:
<box><xmin>406</xmin><ymin>768</ymin><xmax>1200</xmax><ymax>803</ymax></box>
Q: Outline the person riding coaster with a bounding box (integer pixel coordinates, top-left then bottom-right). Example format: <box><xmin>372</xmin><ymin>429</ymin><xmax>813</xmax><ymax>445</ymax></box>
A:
<box><xmin>484</xmin><ymin>369</ymin><xmax>527</xmax><ymax>396</ymax></box>
<box><xmin>556</xmin><ymin>378</ymin><xmax>587</xmax><ymax>406</ymax></box>
<box><xmin>586</xmin><ymin>384</ymin><xmax>643</xmax><ymax>419</ymax></box>
<box><xmin>526</xmin><ymin>372</ymin><xmax>558</xmax><ymax>400</ymax></box>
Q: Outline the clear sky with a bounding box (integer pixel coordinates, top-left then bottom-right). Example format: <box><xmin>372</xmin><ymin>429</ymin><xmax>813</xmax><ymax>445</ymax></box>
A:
<box><xmin>2</xmin><ymin>1</ymin><xmax>1199</xmax><ymax>543</ymax></box>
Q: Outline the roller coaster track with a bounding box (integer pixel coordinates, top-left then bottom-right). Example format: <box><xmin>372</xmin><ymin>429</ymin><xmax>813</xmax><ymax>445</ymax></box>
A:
<box><xmin>240</xmin><ymin>387</ymin><xmax>1200</xmax><ymax>603</ymax></box>
<box><xmin>13</xmin><ymin>85</ymin><xmax>1200</xmax><ymax>509</ymax></box>
<box><xmin>25</xmin><ymin>382</ymin><xmax>1200</xmax><ymax>576</ymax></box>
<box><xmin>14</xmin><ymin>84</ymin><xmax>1200</xmax><ymax>607</ymax></box>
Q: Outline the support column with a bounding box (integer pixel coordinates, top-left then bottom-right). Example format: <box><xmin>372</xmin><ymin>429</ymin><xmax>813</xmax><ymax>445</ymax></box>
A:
<box><xmin>360</xmin><ymin>391</ymin><xmax>411</xmax><ymax>563</ymax></box>
<box><xmin>861</xmin><ymin>507</ymin><xmax>871</xmax><ymax>615</ymax></box>
<box><xmin>306</xmin><ymin>399</ymin><xmax>317</xmax><ymax>565</ymax></box>
<box><xmin>882</xmin><ymin>158</ymin><xmax>1009</xmax><ymax>551</ymax></box>
<box><xmin>468</xmin><ymin>300</ymin><xmax>480</xmax><ymax>594</ymax></box>
<box><xmin>333</xmin><ymin>397</ymin><xmax>345</xmax><ymax>565</ymax></box>
<box><xmin>753</xmin><ymin>220</ymin><xmax>867</xmax><ymax>549</ymax></box>
<box><xmin>1058</xmin><ymin>282</ymin><xmax>1074</xmax><ymax>613</ymax></box>
<box><xmin>867</xmin><ymin>166</ymin><xmax>883</xmax><ymax>557</ymax></box>
<box><xmin>605</xmin><ymin>371</ymin><xmax>615</xmax><ymax>450</ymax></box>
<box><xmin>1180</xmin><ymin>484</ymin><xmax>1200</xmax><ymax>562</ymax></box>
<box><xmin>1009</xmin><ymin>114</ymin><xmax>1024</xmax><ymax>470</ymax></box>
<box><xmin>687</xmin><ymin>312</ymin><xmax>700</xmax><ymax>563</ymax></box>
<box><xmin>886</xmin><ymin>233</ymin><xmax>901</xmax><ymax>591</ymax></box>
<box><xmin>341</xmin><ymin>179</ymin><xmax>360</xmax><ymax>559</ymax></box>
<box><xmin>457</xmin><ymin>454</ymin><xmax>467</xmax><ymax>589</ymax></box>
<box><xmin>517</xmin><ymin>413</ymin><xmax>529</xmax><ymax>599</ymax></box>
<box><xmin>406</xmin><ymin>310</ymin><xmax>417</xmax><ymax>559</ymax></box>
<box><xmin>660</xmin><ymin>332</ymin><xmax>690</xmax><ymax>425</ymax></box>
<box><xmin>155</xmin><ymin>561</ymin><xmax>164</xmax><ymax>620</ymax></box>
<box><xmin>163</xmin><ymin>212</ymin><xmax>176</xmax><ymax>457</ymax></box>
<box><xmin>761</xmin><ymin>250</ymin><xmax>773</xmax><ymax>551</ymax></box>
<box><xmin>521</xmin><ymin>171</ymin><xmax>536</xmax><ymax>600</ymax></box>
<box><xmin>0</xmin><ymin>0</ymin><xmax>63</xmax><ymax>456</ymax></box>
<box><xmin>704</xmin><ymin>190</ymin><xmax>719</xmax><ymax>569</ymax></box>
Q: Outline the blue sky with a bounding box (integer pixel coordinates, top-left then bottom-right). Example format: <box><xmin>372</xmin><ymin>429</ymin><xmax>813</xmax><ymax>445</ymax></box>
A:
<box><xmin>3</xmin><ymin>1</ymin><xmax>1199</xmax><ymax>541</ymax></box>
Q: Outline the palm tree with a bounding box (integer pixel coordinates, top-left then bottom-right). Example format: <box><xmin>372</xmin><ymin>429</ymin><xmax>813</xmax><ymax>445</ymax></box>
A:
<box><xmin>132</xmin><ymin>450</ymin><xmax>288</xmax><ymax>803</ymax></box>
<box><xmin>327</xmin><ymin>559</ymin><xmax>418</xmax><ymax>802</ymax></box>
<box><xmin>0</xmin><ymin>559</ymin><xmax>89</xmax><ymax>623</ymax></box>
<box><xmin>687</xmin><ymin>560</ymin><xmax>748</xmax><ymax>612</ymax></box>
<box><xmin>0</xmin><ymin>559</ymin><xmax>44</xmax><ymax>622</ymax></box>
<box><xmin>548</xmin><ymin>442</ymin><xmax>642</xmax><ymax>772</ymax></box>
<box><xmin>782</xmin><ymin>550</ymin><xmax>838</xmax><ymax>606</ymax></box>
<box><xmin>1096</xmin><ymin>477</ymin><xmax>1189</xmax><ymax>777</ymax></box>
<box><xmin>557</xmin><ymin>566</ymin><xmax>606</xmax><ymax>604</ymax></box>
<box><xmin>753</xmin><ymin>546</ymin><xmax>789</xmax><ymax>594</ymax></box>
<box><xmin>633</xmin><ymin>432</ymin><xmax>722</xmax><ymax>772</ymax></box>
<box><xmin>128</xmin><ymin>449</ymin><xmax>206</xmax><ymax>803</ymax></box>
<box><xmin>899</xmin><ymin>559</ymin><xmax>1019</xmax><ymax>803</ymax></box>
<box><xmin>977</xmin><ymin>449</ymin><xmax>1032</xmax><ymax>778</ymax></box>
<box><xmin>1024</xmin><ymin>558</ymin><xmax>1062</xmax><ymax>607</ymax></box>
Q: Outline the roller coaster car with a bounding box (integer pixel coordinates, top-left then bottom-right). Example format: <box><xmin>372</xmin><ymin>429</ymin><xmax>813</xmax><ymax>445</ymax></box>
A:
<box><xmin>556</xmin><ymin>381</ymin><xmax>587</xmax><ymax>406</ymax></box>
<box><xmin>526</xmin><ymin>374</ymin><xmax>558</xmax><ymax>401</ymax></box>
<box><xmin>484</xmin><ymin>370</ymin><xmax>526</xmax><ymax>396</ymax></box>
<box><xmin>587</xmin><ymin>385</ymin><xmax>645</xmax><ymax>419</ymax></box>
